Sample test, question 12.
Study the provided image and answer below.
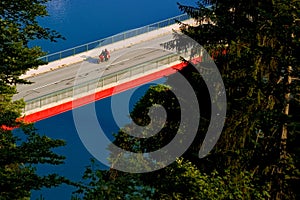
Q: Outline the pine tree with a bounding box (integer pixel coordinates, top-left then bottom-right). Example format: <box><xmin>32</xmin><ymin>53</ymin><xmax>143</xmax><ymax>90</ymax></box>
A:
<box><xmin>75</xmin><ymin>1</ymin><xmax>300</xmax><ymax>199</ymax></box>
<box><xmin>1</xmin><ymin>0</ymin><xmax>68</xmax><ymax>199</ymax></box>
<box><xmin>177</xmin><ymin>0</ymin><xmax>300</xmax><ymax>199</ymax></box>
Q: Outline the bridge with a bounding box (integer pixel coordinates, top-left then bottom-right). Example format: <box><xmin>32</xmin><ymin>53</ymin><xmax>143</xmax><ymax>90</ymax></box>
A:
<box><xmin>13</xmin><ymin>14</ymin><xmax>212</xmax><ymax>123</ymax></box>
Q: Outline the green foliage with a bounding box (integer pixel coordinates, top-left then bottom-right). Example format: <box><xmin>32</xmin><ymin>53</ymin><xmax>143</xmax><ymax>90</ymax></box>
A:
<box><xmin>72</xmin><ymin>159</ymin><xmax>154</xmax><ymax>200</ymax></box>
<box><xmin>0</xmin><ymin>0</ymin><xmax>67</xmax><ymax>199</ymax></box>
<box><xmin>0</xmin><ymin>111</ymin><xmax>68</xmax><ymax>199</ymax></box>
<box><xmin>75</xmin><ymin>0</ymin><xmax>299</xmax><ymax>199</ymax></box>
<box><xmin>148</xmin><ymin>158</ymin><xmax>271</xmax><ymax>200</ymax></box>
<box><xmin>177</xmin><ymin>0</ymin><xmax>300</xmax><ymax>199</ymax></box>
<box><xmin>112</xmin><ymin>84</ymin><xmax>180</xmax><ymax>153</ymax></box>
<box><xmin>0</xmin><ymin>0</ymin><xmax>64</xmax><ymax>86</ymax></box>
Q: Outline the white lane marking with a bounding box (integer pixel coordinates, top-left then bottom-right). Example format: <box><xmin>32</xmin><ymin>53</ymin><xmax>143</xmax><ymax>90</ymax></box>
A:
<box><xmin>30</xmin><ymin>49</ymin><xmax>165</xmax><ymax>91</ymax></box>
<box><xmin>32</xmin><ymin>77</ymin><xmax>75</xmax><ymax>91</ymax></box>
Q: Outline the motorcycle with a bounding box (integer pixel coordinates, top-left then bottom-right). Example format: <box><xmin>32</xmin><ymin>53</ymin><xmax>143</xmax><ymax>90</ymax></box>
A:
<box><xmin>98</xmin><ymin>54</ymin><xmax>105</xmax><ymax>63</ymax></box>
<box><xmin>98</xmin><ymin>50</ymin><xmax>110</xmax><ymax>63</ymax></box>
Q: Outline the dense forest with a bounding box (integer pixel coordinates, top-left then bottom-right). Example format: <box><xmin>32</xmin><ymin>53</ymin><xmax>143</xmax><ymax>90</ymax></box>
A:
<box><xmin>1</xmin><ymin>0</ymin><xmax>299</xmax><ymax>199</ymax></box>
<box><xmin>73</xmin><ymin>0</ymin><xmax>300</xmax><ymax>199</ymax></box>
<box><xmin>0</xmin><ymin>0</ymin><xmax>68</xmax><ymax>199</ymax></box>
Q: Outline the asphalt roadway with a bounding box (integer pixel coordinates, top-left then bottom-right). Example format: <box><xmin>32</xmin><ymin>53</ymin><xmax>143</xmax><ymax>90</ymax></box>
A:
<box><xmin>13</xmin><ymin>33</ymin><xmax>177</xmax><ymax>102</ymax></box>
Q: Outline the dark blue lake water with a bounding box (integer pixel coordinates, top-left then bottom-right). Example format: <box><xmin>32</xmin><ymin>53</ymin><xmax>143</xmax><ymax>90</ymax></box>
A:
<box><xmin>28</xmin><ymin>0</ymin><xmax>194</xmax><ymax>199</ymax></box>
<box><xmin>31</xmin><ymin>81</ymin><xmax>164</xmax><ymax>199</ymax></box>
<box><xmin>31</xmin><ymin>0</ymin><xmax>193</xmax><ymax>54</ymax></box>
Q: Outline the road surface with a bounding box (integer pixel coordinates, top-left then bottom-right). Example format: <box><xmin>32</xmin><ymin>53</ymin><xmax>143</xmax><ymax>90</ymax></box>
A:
<box><xmin>13</xmin><ymin>33</ymin><xmax>177</xmax><ymax>102</ymax></box>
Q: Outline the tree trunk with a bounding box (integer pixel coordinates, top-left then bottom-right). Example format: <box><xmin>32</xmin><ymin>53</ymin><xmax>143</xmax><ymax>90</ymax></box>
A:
<box><xmin>277</xmin><ymin>66</ymin><xmax>292</xmax><ymax>200</ymax></box>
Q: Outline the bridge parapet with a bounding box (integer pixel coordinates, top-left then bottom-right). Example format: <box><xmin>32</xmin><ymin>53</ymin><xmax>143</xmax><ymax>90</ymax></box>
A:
<box><xmin>23</xmin><ymin>48</ymin><xmax>215</xmax><ymax>117</ymax></box>
<box><xmin>39</xmin><ymin>14</ymin><xmax>190</xmax><ymax>63</ymax></box>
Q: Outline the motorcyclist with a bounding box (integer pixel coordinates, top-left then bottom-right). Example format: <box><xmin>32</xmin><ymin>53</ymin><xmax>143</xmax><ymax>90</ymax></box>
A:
<box><xmin>104</xmin><ymin>49</ymin><xmax>110</xmax><ymax>61</ymax></box>
<box><xmin>98</xmin><ymin>50</ymin><xmax>105</xmax><ymax>63</ymax></box>
<box><xmin>98</xmin><ymin>49</ymin><xmax>110</xmax><ymax>63</ymax></box>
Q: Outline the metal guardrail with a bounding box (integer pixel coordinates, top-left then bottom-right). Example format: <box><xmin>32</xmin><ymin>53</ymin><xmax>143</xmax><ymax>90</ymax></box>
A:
<box><xmin>25</xmin><ymin>51</ymin><xmax>188</xmax><ymax>113</ymax></box>
<box><xmin>24</xmin><ymin>49</ymin><xmax>216</xmax><ymax>114</ymax></box>
<box><xmin>39</xmin><ymin>14</ymin><xmax>190</xmax><ymax>63</ymax></box>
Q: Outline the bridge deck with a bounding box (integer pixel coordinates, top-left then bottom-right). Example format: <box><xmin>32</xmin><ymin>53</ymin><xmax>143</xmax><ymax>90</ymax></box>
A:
<box><xmin>13</xmin><ymin>18</ymin><xmax>199</xmax><ymax>121</ymax></box>
<box><xmin>14</xmin><ymin>34</ymin><xmax>175</xmax><ymax>102</ymax></box>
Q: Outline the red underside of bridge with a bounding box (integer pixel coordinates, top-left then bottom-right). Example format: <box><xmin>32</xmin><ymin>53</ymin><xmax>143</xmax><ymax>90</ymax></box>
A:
<box><xmin>22</xmin><ymin>57</ymin><xmax>201</xmax><ymax>123</ymax></box>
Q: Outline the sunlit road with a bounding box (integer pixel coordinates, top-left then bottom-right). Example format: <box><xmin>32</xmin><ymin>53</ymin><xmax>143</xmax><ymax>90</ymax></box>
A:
<box><xmin>13</xmin><ymin>34</ymin><xmax>176</xmax><ymax>102</ymax></box>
